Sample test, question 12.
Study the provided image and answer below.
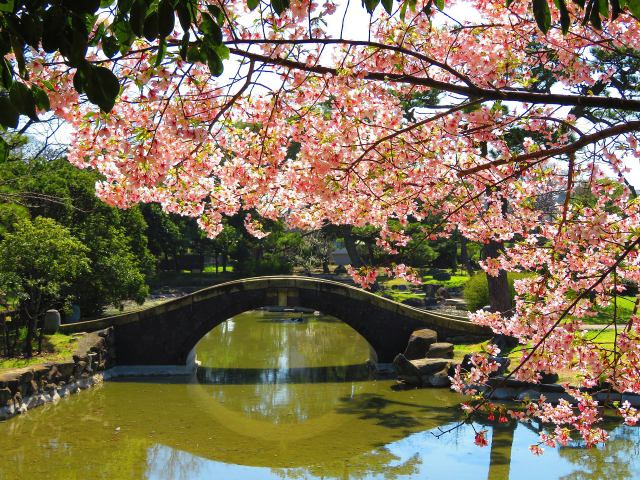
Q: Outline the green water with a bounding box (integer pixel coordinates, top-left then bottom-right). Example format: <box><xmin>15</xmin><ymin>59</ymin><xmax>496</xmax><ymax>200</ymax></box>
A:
<box><xmin>1</xmin><ymin>310</ymin><xmax>640</xmax><ymax>479</ymax></box>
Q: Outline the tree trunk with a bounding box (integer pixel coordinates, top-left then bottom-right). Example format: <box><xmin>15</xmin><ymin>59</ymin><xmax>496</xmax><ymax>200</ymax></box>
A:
<box><xmin>222</xmin><ymin>253</ymin><xmax>228</xmax><ymax>272</ymax></box>
<box><xmin>322</xmin><ymin>260</ymin><xmax>330</xmax><ymax>274</ymax></box>
<box><xmin>484</xmin><ymin>239</ymin><xmax>518</xmax><ymax>352</ymax></box>
<box><xmin>460</xmin><ymin>235</ymin><xmax>473</xmax><ymax>275</ymax></box>
<box><xmin>343</xmin><ymin>226</ymin><xmax>363</xmax><ymax>268</ymax></box>
<box><xmin>23</xmin><ymin>310</ymin><xmax>34</xmax><ymax>358</ymax></box>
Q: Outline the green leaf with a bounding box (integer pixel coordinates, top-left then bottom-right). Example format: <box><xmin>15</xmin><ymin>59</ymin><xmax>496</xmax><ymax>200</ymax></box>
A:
<box><xmin>399</xmin><ymin>0</ymin><xmax>408</xmax><ymax>19</ymax></box>
<box><xmin>101</xmin><ymin>0</ymin><xmax>115</xmax><ymax>7</ymax></box>
<box><xmin>0</xmin><ymin>0</ymin><xmax>14</xmax><ymax>13</ymax></box>
<box><xmin>179</xmin><ymin>32</ymin><xmax>190</xmax><ymax>60</ymax></box>
<box><xmin>143</xmin><ymin>11</ymin><xmax>159</xmax><ymax>40</ymax></box>
<box><xmin>271</xmin><ymin>0</ymin><xmax>290</xmax><ymax>15</ymax></box>
<box><xmin>590</xmin><ymin>0</ymin><xmax>603</xmax><ymax>27</ymax></box>
<box><xmin>611</xmin><ymin>0</ymin><xmax>621</xmax><ymax>18</ymax></box>
<box><xmin>627</xmin><ymin>0</ymin><xmax>640</xmax><ymax>16</ymax></box>
<box><xmin>434</xmin><ymin>0</ymin><xmax>444</xmax><ymax>9</ymax></box>
<box><xmin>363</xmin><ymin>0</ymin><xmax>380</xmax><ymax>13</ymax></box>
<box><xmin>0</xmin><ymin>30</ymin><xmax>10</xmax><ymax>56</ymax></box>
<box><xmin>201</xmin><ymin>13</ymin><xmax>223</xmax><ymax>45</ymax></box>
<box><xmin>598</xmin><ymin>0</ymin><xmax>609</xmax><ymax>17</ymax></box>
<box><xmin>19</xmin><ymin>12</ymin><xmax>43</xmax><ymax>50</ymax></box>
<box><xmin>102</xmin><ymin>35</ymin><xmax>120</xmax><ymax>58</ymax></box>
<box><xmin>117</xmin><ymin>0</ymin><xmax>134</xmax><ymax>13</ymax></box>
<box><xmin>204</xmin><ymin>47</ymin><xmax>224</xmax><ymax>76</ymax></box>
<box><xmin>554</xmin><ymin>0</ymin><xmax>571</xmax><ymax>33</ymax></box>
<box><xmin>0</xmin><ymin>58</ymin><xmax>12</xmax><ymax>89</ymax></box>
<box><xmin>213</xmin><ymin>43</ymin><xmax>230</xmax><ymax>60</ymax></box>
<box><xmin>207</xmin><ymin>4</ymin><xmax>226</xmax><ymax>24</ymax></box>
<box><xmin>155</xmin><ymin>38</ymin><xmax>167</xmax><ymax>67</ymax></box>
<box><xmin>111</xmin><ymin>17</ymin><xmax>135</xmax><ymax>53</ymax></box>
<box><xmin>130</xmin><ymin>0</ymin><xmax>147</xmax><ymax>36</ymax></box>
<box><xmin>247</xmin><ymin>0</ymin><xmax>260</xmax><ymax>9</ymax></box>
<box><xmin>0</xmin><ymin>95</ymin><xmax>19</xmax><ymax>129</ymax></box>
<box><xmin>186</xmin><ymin>44</ymin><xmax>205</xmax><ymax>63</ymax></box>
<box><xmin>73</xmin><ymin>68</ymin><xmax>87</xmax><ymax>94</ymax></box>
<box><xmin>85</xmin><ymin>66</ymin><xmax>120</xmax><ymax>112</ymax></box>
<box><xmin>42</xmin><ymin>6</ymin><xmax>67</xmax><ymax>53</ymax></box>
<box><xmin>176</xmin><ymin>1</ymin><xmax>192</xmax><ymax>31</ymax></box>
<box><xmin>9</xmin><ymin>82</ymin><xmax>38</xmax><ymax>121</ymax></box>
<box><xmin>31</xmin><ymin>85</ymin><xmax>50</xmax><ymax>112</ymax></box>
<box><xmin>532</xmin><ymin>0</ymin><xmax>551</xmax><ymax>33</ymax></box>
<box><xmin>158</xmin><ymin>0</ymin><xmax>175</xmax><ymax>36</ymax></box>
<box><xmin>381</xmin><ymin>0</ymin><xmax>393</xmax><ymax>14</ymax></box>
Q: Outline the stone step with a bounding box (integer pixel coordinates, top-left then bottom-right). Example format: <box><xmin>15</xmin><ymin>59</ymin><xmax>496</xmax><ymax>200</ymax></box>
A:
<box><xmin>392</xmin><ymin>353</ymin><xmax>459</xmax><ymax>387</ymax></box>
<box><xmin>403</xmin><ymin>328</ymin><xmax>438</xmax><ymax>360</ymax></box>
<box><xmin>426</xmin><ymin>342</ymin><xmax>454</xmax><ymax>359</ymax></box>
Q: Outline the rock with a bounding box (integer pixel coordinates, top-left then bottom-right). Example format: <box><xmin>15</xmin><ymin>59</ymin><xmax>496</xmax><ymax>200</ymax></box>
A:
<box><xmin>435</xmin><ymin>287</ymin><xmax>450</xmax><ymax>300</ymax></box>
<box><xmin>393</xmin><ymin>353</ymin><xmax>423</xmax><ymax>385</ymax></box>
<box><xmin>43</xmin><ymin>309</ymin><xmax>61</xmax><ymax>334</ymax></box>
<box><xmin>56</xmin><ymin>361</ymin><xmax>76</xmax><ymax>381</ymax></box>
<box><xmin>515</xmin><ymin>389</ymin><xmax>576</xmax><ymax>405</ymax></box>
<box><xmin>403</xmin><ymin>328</ymin><xmax>438</xmax><ymax>360</ymax></box>
<box><xmin>0</xmin><ymin>387</ymin><xmax>11</xmax><ymax>406</ymax></box>
<box><xmin>539</xmin><ymin>372</ymin><xmax>559</xmax><ymax>384</ymax></box>
<box><xmin>488</xmin><ymin>387</ymin><xmax>519</xmax><ymax>400</ymax></box>
<box><xmin>424</xmin><ymin>296</ymin><xmax>439</xmax><ymax>307</ymax></box>
<box><xmin>462</xmin><ymin>354</ymin><xmax>510</xmax><ymax>377</ymax></box>
<box><xmin>411</xmin><ymin>357</ymin><xmax>453</xmax><ymax>375</ymax></box>
<box><xmin>489</xmin><ymin>356</ymin><xmax>510</xmax><ymax>377</ymax></box>
<box><xmin>425</xmin><ymin>369</ymin><xmax>452</xmax><ymax>387</ymax></box>
<box><xmin>622</xmin><ymin>394</ymin><xmax>640</xmax><ymax>408</ymax></box>
<box><xmin>393</xmin><ymin>353</ymin><xmax>454</xmax><ymax>386</ymax></box>
<box><xmin>401</xmin><ymin>297</ymin><xmax>424</xmax><ymax>308</ymax></box>
<box><xmin>426</xmin><ymin>342</ymin><xmax>454</xmax><ymax>359</ymax></box>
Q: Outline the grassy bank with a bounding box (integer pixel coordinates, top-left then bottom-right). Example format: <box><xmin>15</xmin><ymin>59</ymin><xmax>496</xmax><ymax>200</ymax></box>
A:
<box><xmin>0</xmin><ymin>333</ymin><xmax>77</xmax><ymax>370</ymax></box>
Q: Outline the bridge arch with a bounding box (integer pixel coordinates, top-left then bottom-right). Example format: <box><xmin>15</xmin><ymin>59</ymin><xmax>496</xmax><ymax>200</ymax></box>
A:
<box><xmin>61</xmin><ymin>276</ymin><xmax>490</xmax><ymax>365</ymax></box>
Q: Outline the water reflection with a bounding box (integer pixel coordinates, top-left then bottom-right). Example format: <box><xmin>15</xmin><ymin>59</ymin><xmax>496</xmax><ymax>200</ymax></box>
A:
<box><xmin>1</xmin><ymin>310</ymin><xmax>640</xmax><ymax>479</ymax></box>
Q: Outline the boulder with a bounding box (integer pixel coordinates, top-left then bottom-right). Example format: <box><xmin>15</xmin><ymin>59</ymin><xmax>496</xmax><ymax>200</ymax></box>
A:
<box><xmin>426</xmin><ymin>342</ymin><xmax>454</xmax><ymax>359</ymax></box>
<box><xmin>461</xmin><ymin>354</ymin><xmax>510</xmax><ymax>377</ymax></box>
<box><xmin>393</xmin><ymin>353</ymin><xmax>454</xmax><ymax>386</ymax></box>
<box><xmin>403</xmin><ymin>328</ymin><xmax>438</xmax><ymax>360</ymax></box>
<box><xmin>539</xmin><ymin>372</ymin><xmax>559</xmax><ymax>384</ymax></box>
<box><xmin>401</xmin><ymin>297</ymin><xmax>424</xmax><ymax>308</ymax></box>
<box><xmin>425</xmin><ymin>369</ymin><xmax>452</xmax><ymax>387</ymax></box>
<box><xmin>393</xmin><ymin>353</ymin><xmax>422</xmax><ymax>385</ymax></box>
<box><xmin>0</xmin><ymin>387</ymin><xmax>12</xmax><ymax>406</ymax></box>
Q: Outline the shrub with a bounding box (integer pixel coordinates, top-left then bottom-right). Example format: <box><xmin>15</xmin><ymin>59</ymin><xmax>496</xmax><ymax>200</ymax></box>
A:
<box><xmin>463</xmin><ymin>271</ymin><xmax>531</xmax><ymax>312</ymax></box>
<box><xmin>432</xmin><ymin>271</ymin><xmax>451</xmax><ymax>281</ymax></box>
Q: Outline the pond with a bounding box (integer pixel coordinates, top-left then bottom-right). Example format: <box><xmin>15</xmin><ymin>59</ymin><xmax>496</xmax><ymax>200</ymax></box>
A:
<box><xmin>1</xmin><ymin>310</ymin><xmax>639</xmax><ymax>479</ymax></box>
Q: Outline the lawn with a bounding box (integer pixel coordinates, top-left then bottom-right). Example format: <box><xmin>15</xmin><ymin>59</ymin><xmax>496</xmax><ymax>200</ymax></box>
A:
<box><xmin>583</xmin><ymin>295</ymin><xmax>636</xmax><ymax>325</ymax></box>
<box><xmin>422</xmin><ymin>273</ymin><xmax>471</xmax><ymax>289</ymax></box>
<box><xmin>0</xmin><ymin>333</ymin><xmax>77</xmax><ymax>370</ymax></box>
<box><xmin>453</xmin><ymin>329</ymin><xmax>620</xmax><ymax>385</ymax></box>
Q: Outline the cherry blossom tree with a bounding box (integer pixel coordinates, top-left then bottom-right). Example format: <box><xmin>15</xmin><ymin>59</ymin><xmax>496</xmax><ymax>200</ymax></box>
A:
<box><xmin>8</xmin><ymin>0</ymin><xmax>640</xmax><ymax>452</ymax></box>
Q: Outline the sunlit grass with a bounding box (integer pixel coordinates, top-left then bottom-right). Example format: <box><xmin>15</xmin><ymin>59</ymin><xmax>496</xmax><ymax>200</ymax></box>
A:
<box><xmin>0</xmin><ymin>333</ymin><xmax>77</xmax><ymax>370</ymax></box>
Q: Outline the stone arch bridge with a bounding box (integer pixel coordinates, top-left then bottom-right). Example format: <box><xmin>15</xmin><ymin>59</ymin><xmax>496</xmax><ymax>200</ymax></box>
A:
<box><xmin>60</xmin><ymin>276</ymin><xmax>491</xmax><ymax>366</ymax></box>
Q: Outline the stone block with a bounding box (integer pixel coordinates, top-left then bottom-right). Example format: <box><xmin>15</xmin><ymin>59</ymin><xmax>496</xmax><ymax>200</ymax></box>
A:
<box><xmin>425</xmin><ymin>369</ymin><xmax>452</xmax><ymax>387</ymax></box>
<box><xmin>426</xmin><ymin>342</ymin><xmax>454</xmax><ymax>359</ymax></box>
<box><xmin>403</xmin><ymin>328</ymin><xmax>438</xmax><ymax>360</ymax></box>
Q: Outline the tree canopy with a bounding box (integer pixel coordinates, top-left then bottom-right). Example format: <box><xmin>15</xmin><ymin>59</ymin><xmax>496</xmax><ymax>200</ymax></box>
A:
<box><xmin>2</xmin><ymin>0</ymin><xmax>640</xmax><ymax>452</ymax></box>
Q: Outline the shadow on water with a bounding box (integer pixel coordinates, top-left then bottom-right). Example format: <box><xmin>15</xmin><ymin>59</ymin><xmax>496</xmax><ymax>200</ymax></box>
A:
<box><xmin>334</xmin><ymin>392</ymin><xmax>463</xmax><ymax>432</ymax></box>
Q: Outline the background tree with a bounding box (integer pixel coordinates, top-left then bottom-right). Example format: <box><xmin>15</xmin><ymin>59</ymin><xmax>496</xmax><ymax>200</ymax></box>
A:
<box><xmin>0</xmin><ymin>217</ymin><xmax>89</xmax><ymax>356</ymax></box>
